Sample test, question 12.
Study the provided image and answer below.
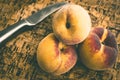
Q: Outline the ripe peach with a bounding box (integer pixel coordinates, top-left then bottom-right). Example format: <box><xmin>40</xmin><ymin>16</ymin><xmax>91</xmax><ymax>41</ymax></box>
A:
<box><xmin>37</xmin><ymin>33</ymin><xmax>77</xmax><ymax>75</ymax></box>
<box><xmin>52</xmin><ymin>4</ymin><xmax>91</xmax><ymax>45</ymax></box>
<box><xmin>78</xmin><ymin>27</ymin><xmax>118</xmax><ymax>70</ymax></box>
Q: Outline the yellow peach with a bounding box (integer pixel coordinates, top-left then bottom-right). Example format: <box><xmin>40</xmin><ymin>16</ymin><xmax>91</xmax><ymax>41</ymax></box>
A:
<box><xmin>52</xmin><ymin>4</ymin><xmax>91</xmax><ymax>45</ymax></box>
<box><xmin>37</xmin><ymin>33</ymin><xmax>77</xmax><ymax>75</ymax></box>
<box><xmin>78</xmin><ymin>27</ymin><xmax>118</xmax><ymax>70</ymax></box>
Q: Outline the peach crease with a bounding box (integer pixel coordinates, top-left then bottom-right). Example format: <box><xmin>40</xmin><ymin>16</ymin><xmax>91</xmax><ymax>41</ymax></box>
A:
<box><xmin>104</xmin><ymin>30</ymin><xmax>118</xmax><ymax>50</ymax></box>
<box><xmin>103</xmin><ymin>46</ymin><xmax>117</xmax><ymax>67</ymax></box>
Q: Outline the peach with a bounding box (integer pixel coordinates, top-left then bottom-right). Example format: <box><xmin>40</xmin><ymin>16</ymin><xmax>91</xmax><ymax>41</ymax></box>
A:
<box><xmin>52</xmin><ymin>4</ymin><xmax>91</xmax><ymax>45</ymax></box>
<box><xmin>37</xmin><ymin>33</ymin><xmax>77</xmax><ymax>75</ymax></box>
<box><xmin>78</xmin><ymin>27</ymin><xmax>118</xmax><ymax>70</ymax></box>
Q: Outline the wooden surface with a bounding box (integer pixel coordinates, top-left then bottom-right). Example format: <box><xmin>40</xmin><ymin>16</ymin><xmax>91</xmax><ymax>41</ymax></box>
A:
<box><xmin>0</xmin><ymin>0</ymin><xmax>120</xmax><ymax>80</ymax></box>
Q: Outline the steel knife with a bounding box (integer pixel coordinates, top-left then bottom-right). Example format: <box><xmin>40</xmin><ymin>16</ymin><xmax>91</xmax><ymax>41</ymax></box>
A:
<box><xmin>0</xmin><ymin>2</ymin><xmax>67</xmax><ymax>47</ymax></box>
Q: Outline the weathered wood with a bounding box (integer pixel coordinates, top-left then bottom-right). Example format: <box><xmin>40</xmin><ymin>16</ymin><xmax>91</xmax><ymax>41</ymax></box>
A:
<box><xmin>0</xmin><ymin>0</ymin><xmax>120</xmax><ymax>80</ymax></box>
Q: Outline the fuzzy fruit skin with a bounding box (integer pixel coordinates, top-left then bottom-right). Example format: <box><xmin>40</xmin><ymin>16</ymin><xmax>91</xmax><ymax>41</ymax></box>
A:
<box><xmin>78</xmin><ymin>27</ymin><xmax>118</xmax><ymax>70</ymax></box>
<box><xmin>52</xmin><ymin>4</ymin><xmax>91</xmax><ymax>45</ymax></box>
<box><xmin>37</xmin><ymin>33</ymin><xmax>77</xmax><ymax>75</ymax></box>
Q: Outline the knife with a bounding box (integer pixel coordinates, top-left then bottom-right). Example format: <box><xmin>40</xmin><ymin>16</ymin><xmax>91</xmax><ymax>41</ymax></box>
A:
<box><xmin>0</xmin><ymin>2</ymin><xmax>67</xmax><ymax>47</ymax></box>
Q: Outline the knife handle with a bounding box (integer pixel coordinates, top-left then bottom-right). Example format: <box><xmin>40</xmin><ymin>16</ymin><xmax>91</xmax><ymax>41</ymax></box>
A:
<box><xmin>0</xmin><ymin>19</ymin><xmax>28</xmax><ymax>47</ymax></box>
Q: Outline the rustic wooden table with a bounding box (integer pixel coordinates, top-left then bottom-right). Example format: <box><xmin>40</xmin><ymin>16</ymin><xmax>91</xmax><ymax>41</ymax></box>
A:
<box><xmin>0</xmin><ymin>0</ymin><xmax>120</xmax><ymax>80</ymax></box>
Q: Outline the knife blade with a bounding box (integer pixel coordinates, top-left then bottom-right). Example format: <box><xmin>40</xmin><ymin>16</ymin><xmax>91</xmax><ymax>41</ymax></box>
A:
<box><xmin>0</xmin><ymin>2</ymin><xmax>67</xmax><ymax>47</ymax></box>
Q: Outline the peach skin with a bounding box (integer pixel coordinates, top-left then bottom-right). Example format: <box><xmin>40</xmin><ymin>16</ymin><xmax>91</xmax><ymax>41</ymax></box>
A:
<box><xmin>37</xmin><ymin>33</ymin><xmax>77</xmax><ymax>75</ymax></box>
<box><xmin>78</xmin><ymin>27</ymin><xmax>118</xmax><ymax>70</ymax></box>
<box><xmin>52</xmin><ymin>4</ymin><xmax>91</xmax><ymax>45</ymax></box>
